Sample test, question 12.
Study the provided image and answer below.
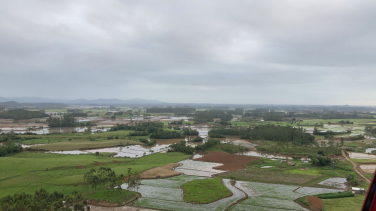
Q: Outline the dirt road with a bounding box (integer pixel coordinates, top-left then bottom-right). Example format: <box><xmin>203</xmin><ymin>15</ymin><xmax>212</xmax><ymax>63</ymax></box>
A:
<box><xmin>342</xmin><ymin>150</ymin><xmax>370</xmax><ymax>184</ymax></box>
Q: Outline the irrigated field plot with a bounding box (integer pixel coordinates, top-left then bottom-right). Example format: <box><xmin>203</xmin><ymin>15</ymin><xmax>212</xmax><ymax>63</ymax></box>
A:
<box><xmin>129</xmin><ymin>176</ymin><xmax>245</xmax><ymax>211</ymax></box>
<box><xmin>194</xmin><ymin>151</ymin><xmax>260</xmax><ymax>171</ymax></box>
<box><xmin>175</xmin><ymin>159</ymin><xmax>226</xmax><ymax>177</ymax></box>
<box><xmin>230</xmin><ymin>181</ymin><xmax>343</xmax><ymax>211</ymax></box>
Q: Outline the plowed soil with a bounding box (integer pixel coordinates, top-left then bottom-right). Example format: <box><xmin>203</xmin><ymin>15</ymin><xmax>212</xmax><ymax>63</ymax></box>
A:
<box><xmin>140</xmin><ymin>163</ymin><xmax>181</xmax><ymax>179</ymax></box>
<box><xmin>307</xmin><ymin>196</ymin><xmax>324</xmax><ymax>211</ymax></box>
<box><xmin>194</xmin><ymin>151</ymin><xmax>260</xmax><ymax>171</ymax></box>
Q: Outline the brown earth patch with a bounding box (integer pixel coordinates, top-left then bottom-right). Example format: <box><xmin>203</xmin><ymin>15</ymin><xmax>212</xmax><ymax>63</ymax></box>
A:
<box><xmin>113</xmin><ymin>160</ymin><xmax>120</xmax><ymax>164</ymax></box>
<box><xmin>94</xmin><ymin>161</ymin><xmax>105</xmax><ymax>166</ymax></box>
<box><xmin>194</xmin><ymin>151</ymin><xmax>260</xmax><ymax>171</ymax></box>
<box><xmin>140</xmin><ymin>163</ymin><xmax>181</xmax><ymax>179</ymax></box>
<box><xmin>307</xmin><ymin>196</ymin><xmax>324</xmax><ymax>211</ymax></box>
<box><xmin>78</xmin><ymin>165</ymin><xmax>85</xmax><ymax>169</ymax></box>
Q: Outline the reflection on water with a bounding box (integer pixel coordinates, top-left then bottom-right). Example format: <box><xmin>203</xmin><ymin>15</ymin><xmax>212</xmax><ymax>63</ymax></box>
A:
<box><xmin>0</xmin><ymin>127</ymin><xmax>109</xmax><ymax>134</ymax></box>
<box><xmin>47</xmin><ymin>144</ymin><xmax>170</xmax><ymax>158</ymax></box>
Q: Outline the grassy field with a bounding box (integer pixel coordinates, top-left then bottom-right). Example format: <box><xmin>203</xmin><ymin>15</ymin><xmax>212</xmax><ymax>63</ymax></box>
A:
<box><xmin>84</xmin><ymin>189</ymin><xmax>138</xmax><ymax>204</ymax></box>
<box><xmin>29</xmin><ymin>138</ymin><xmax>141</xmax><ymax>151</ymax></box>
<box><xmin>0</xmin><ymin>152</ymin><xmax>190</xmax><ymax>198</ymax></box>
<box><xmin>20</xmin><ymin>130</ymin><xmax>150</xmax><ymax>151</ymax></box>
<box><xmin>181</xmin><ymin>179</ymin><xmax>232</xmax><ymax>203</ymax></box>
<box><xmin>323</xmin><ymin>195</ymin><xmax>365</xmax><ymax>211</ymax></box>
<box><xmin>218</xmin><ymin>157</ymin><xmax>363</xmax><ymax>188</ymax></box>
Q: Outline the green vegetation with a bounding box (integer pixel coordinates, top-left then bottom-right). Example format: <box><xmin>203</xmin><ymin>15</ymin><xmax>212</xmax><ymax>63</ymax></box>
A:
<box><xmin>110</xmin><ymin>122</ymin><xmax>164</xmax><ymax>133</ymax></box>
<box><xmin>169</xmin><ymin>139</ymin><xmax>248</xmax><ymax>155</ymax></box>
<box><xmin>310</xmin><ymin>155</ymin><xmax>333</xmax><ymax>166</ymax></box>
<box><xmin>0</xmin><ymin>188</ymin><xmax>88</xmax><ymax>211</ymax></box>
<box><xmin>316</xmin><ymin>191</ymin><xmax>354</xmax><ymax>199</ymax></box>
<box><xmin>194</xmin><ymin>110</ymin><xmax>232</xmax><ymax>124</ymax></box>
<box><xmin>146</xmin><ymin>107</ymin><xmax>195</xmax><ymax>115</ymax></box>
<box><xmin>190</xmin><ymin>136</ymin><xmax>203</xmax><ymax>142</ymax></box>
<box><xmin>169</xmin><ymin>141</ymin><xmax>195</xmax><ymax>154</ymax></box>
<box><xmin>0</xmin><ymin>152</ymin><xmax>190</xmax><ymax>198</ymax></box>
<box><xmin>150</xmin><ymin>129</ymin><xmax>184</xmax><ymax>139</ymax></box>
<box><xmin>47</xmin><ymin>115</ymin><xmax>77</xmax><ymax>127</ymax></box>
<box><xmin>240</xmin><ymin>125</ymin><xmax>315</xmax><ymax>146</ymax></box>
<box><xmin>139</xmin><ymin>138</ymin><xmax>156</xmax><ymax>146</ymax></box>
<box><xmin>0</xmin><ymin>109</ymin><xmax>48</xmax><ymax>120</ymax></box>
<box><xmin>322</xmin><ymin>195</ymin><xmax>365</xmax><ymax>211</ymax></box>
<box><xmin>182</xmin><ymin>128</ymin><xmax>199</xmax><ymax>135</ymax></box>
<box><xmin>84</xmin><ymin>189</ymin><xmax>137</xmax><ymax>204</ymax></box>
<box><xmin>181</xmin><ymin>179</ymin><xmax>232</xmax><ymax>203</ymax></box>
<box><xmin>0</xmin><ymin>142</ymin><xmax>23</xmax><ymax>157</ymax></box>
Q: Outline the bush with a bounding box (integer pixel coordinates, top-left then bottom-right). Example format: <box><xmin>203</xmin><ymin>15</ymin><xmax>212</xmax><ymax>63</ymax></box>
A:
<box><xmin>346</xmin><ymin>175</ymin><xmax>359</xmax><ymax>186</ymax></box>
<box><xmin>168</xmin><ymin>141</ymin><xmax>194</xmax><ymax>154</ymax></box>
<box><xmin>310</xmin><ymin>155</ymin><xmax>333</xmax><ymax>166</ymax></box>
<box><xmin>316</xmin><ymin>191</ymin><xmax>354</xmax><ymax>199</ymax></box>
<box><xmin>150</xmin><ymin>129</ymin><xmax>184</xmax><ymax>139</ymax></box>
<box><xmin>191</xmin><ymin>136</ymin><xmax>204</xmax><ymax>142</ymax></box>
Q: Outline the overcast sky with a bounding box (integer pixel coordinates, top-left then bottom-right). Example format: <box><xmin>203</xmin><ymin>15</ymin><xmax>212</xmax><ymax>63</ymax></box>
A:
<box><xmin>1</xmin><ymin>0</ymin><xmax>375</xmax><ymax>105</ymax></box>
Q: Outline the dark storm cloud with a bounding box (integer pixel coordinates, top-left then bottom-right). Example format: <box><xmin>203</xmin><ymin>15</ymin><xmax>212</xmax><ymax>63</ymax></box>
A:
<box><xmin>0</xmin><ymin>0</ymin><xmax>375</xmax><ymax>104</ymax></box>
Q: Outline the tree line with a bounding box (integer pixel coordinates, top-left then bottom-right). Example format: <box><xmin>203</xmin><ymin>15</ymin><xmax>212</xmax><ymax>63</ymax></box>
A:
<box><xmin>149</xmin><ymin>129</ymin><xmax>184</xmax><ymax>139</ymax></box>
<box><xmin>0</xmin><ymin>142</ymin><xmax>23</xmax><ymax>157</ymax></box>
<box><xmin>193</xmin><ymin>110</ymin><xmax>233</xmax><ymax>124</ymax></box>
<box><xmin>168</xmin><ymin>139</ymin><xmax>248</xmax><ymax>155</ymax></box>
<box><xmin>0</xmin><ymin>109</ymin><xmax>48</xmax><ymax>120</ymax></box>
<box><xmin>0</xmin><ymin>188</ymin><xmax>89</xmax><ymax>211</ymax></box>
<box><xmin>47</xmin><ymin>115</ymin><xmax>77</xmax><ymax>127</ymax></box>
<box><xmin>146</xmin><ymin>107</ymin><xmax>195</xmax><ymax>114</ymax></box>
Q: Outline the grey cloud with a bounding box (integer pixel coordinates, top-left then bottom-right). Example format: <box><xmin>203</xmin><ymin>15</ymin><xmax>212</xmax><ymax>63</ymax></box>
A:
<box><xmin>0</xmin><ymin>0</ymin><xmax>376</xmax><ymax>104</ymax></box>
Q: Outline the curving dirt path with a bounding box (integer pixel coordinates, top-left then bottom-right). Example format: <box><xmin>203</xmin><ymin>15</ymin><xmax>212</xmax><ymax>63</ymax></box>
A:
<box><xmin>342</xmin><ymin>150</ymin><xmax>370</xmax><ymax>184</ymax></box>
<box><xmin>225</xmin><ymin>181</ymin><xmax>249</xmax><ymax>211</ymax></box>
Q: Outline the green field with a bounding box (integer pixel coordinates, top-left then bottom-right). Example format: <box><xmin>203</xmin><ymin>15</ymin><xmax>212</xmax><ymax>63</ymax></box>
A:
<box><xmin>181</xmin><ymin>179</ymin><xmax>232</xmax><ymax>203</ymax></box>
<box><xmin>323</xmin><ymin>195</ymin><xmax>365</xmax><ymax>211</ymax></box>
<box><xmin>84</xmin><ymin>189</ymin><xmax>138</xmax><ymax>204</ymax></box>
<box><xmin>0</xmin><ymin>152</ymin><xmax>190</xmax><ymax>198</ymax></box>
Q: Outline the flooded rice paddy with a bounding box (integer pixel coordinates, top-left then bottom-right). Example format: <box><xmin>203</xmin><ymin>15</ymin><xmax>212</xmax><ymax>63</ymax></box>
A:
<box><xmin>48</xmin><ymin>144</ymin><xmax>170</xmax><ymax>158</ymax></box>
<box><xmin>124</xmin><ymin>175</ymin><xmax>341</xmax><ymax>211</ymax></box>
<box><xmin>318</xmin><ymin>178</ymin><xmax>347</xmax><ymax>189</ymax></box>
<box><xmin>360</xmin><ymin>164</ymin><xmax>376</xmax><ymax>174</ymax></box>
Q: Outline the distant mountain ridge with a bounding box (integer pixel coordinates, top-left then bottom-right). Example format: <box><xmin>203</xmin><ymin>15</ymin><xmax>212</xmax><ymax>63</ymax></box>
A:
<box><xmin>0</xmin><ymin>97</ymin><xmax>164</xmax><ymax>105</ymax></box>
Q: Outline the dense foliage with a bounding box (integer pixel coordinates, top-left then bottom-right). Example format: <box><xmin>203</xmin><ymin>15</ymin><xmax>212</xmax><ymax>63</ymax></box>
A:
<box><xmin>209</xmin><ymin>128</ymin><xmax>240</xmax><ymax>136</ymax></box>
<box><xmin>149</xmin><ymin>129</ymin><xmax>184</xmax><ymax>139</ymax></box>
<box><xmin>313</xmin><ymin>127</ymin><xmax>350</xmax><ymax>136</ymax></box>
<box><xmin>110</xmin><ymin>122</ymin><xmax>163</xmax><ymax>133</ymax></box>
<box><xmin>84</xmin><ymin>167</ymin><xmax>122</xmax><ymax>193</ymax></box>
<box><xmin>129</xmin><ymin>131</ymin><xmax>150</xmax><ymax>136</ymax></box>
<box><xmin>67</xmin><ymin>112</ymin><xmax>88</xmax><ymax>117</ymax></box>
<box><xmin>193</xmin><ymin>110</ymin><xmax>233</xmax><ymax>124</ymax></box>
<box><xmin>168</xmin><ymin>141</ymin><xmax>194</xmax><ymax>154</ymax></box>
<box><xmin>240</xmin><ymin>125</ymin><xmax>315</xmax><ymax>146</ymax></box>
<box><xmin>349</xmin><ymin>135</ymin><xmax>365</xmax><ymax>141</ymax></box>
<box><xmin>0</xmin><ymin>109</ymin><xmax>48</xmax><ymax>120</ymax></box>
<box><xmin>316</xmin><ymin>191</ymin><xmax>354</xmax><ymax>199</ymax></box>
<box><xmin>365</xmin><ymin>126</ymin><xmax>376</xmax><ymax>134</ymax></box>
<box><xmin>263</xmin><ymin>112</ymin><xmax>284</xmax><ymax>121</ymax></box>
<box><xmin>47</xmin><ymin>115</ymin><xmax>77</xmax><ymax>127</ymax></box>
<box><xmin>139</xmin><ymin>138</ymin><xmax>156</xmax><ymax>146</ymax></box>
<box><xmin>182</xmin><ymin>128</ymin><xmax>199</xmax><ymax>135</ymax></box>
<box><xmin>310</xmin><ymin>155</ymin><xmax>333</xmax><ymax>166</ymax></box>
<box><xmin>0</xmin><ymin>142</ymin><xmax>23</xmax><ymax>157</ymax></box>
<box><xmin>0</xmin><ymin>132</ymin><xmax>21</xmax><ymax>143</ymax></box>
<box><xmin>0</xmin><ymin>188</ymin><xmax>87</xmax><ymax>211</ymax></box>
<box><xmin>146</xmin><ymin>107</ymin><xmax>195</xmax><ymax>114</ymax></box>
<box><xmin>190</xmin><ymin>136</ymin><xmax>204</xmax><ymax>142</ymax></box>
